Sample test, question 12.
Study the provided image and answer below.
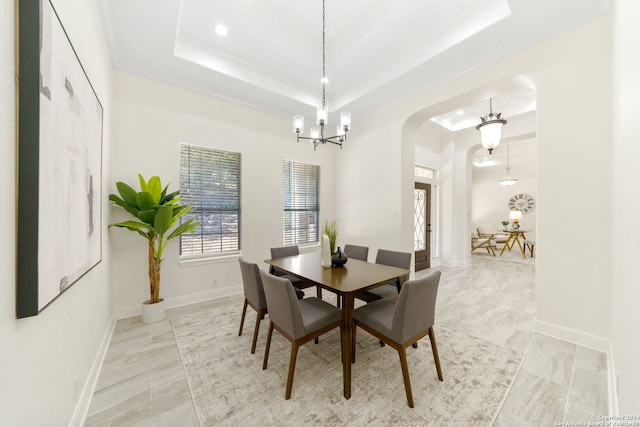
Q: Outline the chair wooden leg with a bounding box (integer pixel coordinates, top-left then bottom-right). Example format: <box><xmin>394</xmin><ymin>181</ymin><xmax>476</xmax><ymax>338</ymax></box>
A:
<box><xmin>398</xmin><ymin>347</ymin><xmax>414</xmax><ymax>408</ymax></box>
<box><xmin>238</xmin><ymin>299</ymin><xmax>248</xmax><ymax>336</ymax></box>
<box><xmin>285</xmin><ymin>343</ymin><xmax>299</xmax><ymax>399</ymax></box>
<box><xmin>314</xmin><ymin>288</ymin><xmax>322</xmax><ymax>345</ymax></box>
<box><xmin>251</xmin><ymin>309</ymin><xmax>265</xmax><ymax>354</ymax></box>
<box><xmin>262</xmin><ymin>321</ymin><xmax>274</xmax><ymax>370</ymax></box>
<box><xmin>428</xmin><ymin>327</ymin><xmax>443</xmax><ymax>381</ymax></box>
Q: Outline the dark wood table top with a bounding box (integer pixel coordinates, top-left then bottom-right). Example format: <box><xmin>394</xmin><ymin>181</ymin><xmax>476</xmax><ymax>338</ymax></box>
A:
<box><xmin>265</xmin><ymin>251</ymin><xmax>409</xmax><ymax>295</ymax></box>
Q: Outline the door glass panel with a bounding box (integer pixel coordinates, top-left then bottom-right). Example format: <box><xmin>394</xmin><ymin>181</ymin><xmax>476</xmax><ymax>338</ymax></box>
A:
<box><xmin>414</xmin><ymin>188</ymin><xmax>426</xmax><ymax>251</ymax></box>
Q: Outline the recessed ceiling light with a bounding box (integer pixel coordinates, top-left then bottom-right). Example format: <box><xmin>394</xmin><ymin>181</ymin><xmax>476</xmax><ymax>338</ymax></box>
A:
<box><xmin>320</xmin><ymin>77</ymin><xmax>329</xmax><ymax>84</ymax></box>
<box><xmin>214</xmin><ymin>24</ymin><xmax>228</xmax><ymax>37</ymax></box>
<box><xmin>473</xmin><ymin>157</ymin><xmax>500</xmax><ymax>168</ymax></box>
<box><xmin>456</xmin><ymin>110</ymin><xmax>464</xmax><ymax>116</ymax></box>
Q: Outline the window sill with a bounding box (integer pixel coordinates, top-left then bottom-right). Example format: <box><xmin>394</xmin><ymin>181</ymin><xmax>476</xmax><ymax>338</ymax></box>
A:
<box><xmin>178</xmin><ymin>252</ymin><xmax>241</xmax><ymax>267</ymax></box>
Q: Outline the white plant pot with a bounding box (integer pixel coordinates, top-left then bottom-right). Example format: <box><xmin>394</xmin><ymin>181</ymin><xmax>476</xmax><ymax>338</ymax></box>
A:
<box><xmin>141</xmin><ymin>298</ymin><xmax>165</xmax><ymax>324</ymax></box>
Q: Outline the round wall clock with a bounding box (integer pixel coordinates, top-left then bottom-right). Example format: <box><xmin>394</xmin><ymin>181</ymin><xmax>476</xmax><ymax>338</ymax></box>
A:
<box><xmin>509</xmin><ymin>193</ymin><xmax>535</xmax><ymax>214</ymax></box>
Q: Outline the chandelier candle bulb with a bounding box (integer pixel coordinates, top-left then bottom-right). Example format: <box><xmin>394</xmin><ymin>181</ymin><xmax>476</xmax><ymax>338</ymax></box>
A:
<box><xmin>293</xmin><ymin>115</ymin><xmax>304</xmax><ymax>134</ymax></box>
<box><xmin>310</xmin><ymin>127</ymin><xmax>320</xmax><ymax>141</ymax></box>
<box><xmin>317</xmin><ymin>107</ymin><xmax>328</xmax><ymax>125</ymax></box>
<box><xmin>340</xmin><ymin>112</ymin><xmax>351</xmax><ymax>131</ymax></box>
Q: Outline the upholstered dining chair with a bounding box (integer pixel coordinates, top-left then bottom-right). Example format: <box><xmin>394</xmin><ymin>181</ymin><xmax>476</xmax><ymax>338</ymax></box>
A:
<box><xmin>351</xmin><ymin>270</ymin><xmax>443</xmax><ymax>408</ymax></box>
<box><xmin>259</xmin><ymin>271</ymin><xmax>342</xmax><ymax>400</ymax></box>
<box><xmin>356</xmin><ymin>249</ymin><xmax>411</xmax><ymax>302</ymax></box>
<box><xmin>270</xmin><ymin>245</ymin><xmax>322</xmax><ymax>299</ymax></box>
<box><xmin>237</xmin><ymin>257</ymin><xmax>304</xmax><ymax>354</ymax></box>
<box><xmin>343</xmin><ymin>244</ymin><xmax>369</xmax><ymax>262</ymax></box>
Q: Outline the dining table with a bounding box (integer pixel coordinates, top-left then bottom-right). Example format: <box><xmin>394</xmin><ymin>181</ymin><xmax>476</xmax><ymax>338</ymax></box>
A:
<box><xmin>264</xmin><ymin>251</ymin><xmax>410</xmax><ymax>400</ymax></box>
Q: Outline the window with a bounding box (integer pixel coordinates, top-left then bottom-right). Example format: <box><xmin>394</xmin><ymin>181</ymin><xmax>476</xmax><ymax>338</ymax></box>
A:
<box><xmin>415</xmin><ymin>165</ymin><xmax>436</xmax><ymax>180</ymax></box>
<box><xmin>283</xmin><ymin>160</ymin><xmax>319</xmax><ymax>245</ymax></box>
<box><xmin>180</xmin><ymin>143</ymin><xmax>241</xmax><ymax>255</ymax></box>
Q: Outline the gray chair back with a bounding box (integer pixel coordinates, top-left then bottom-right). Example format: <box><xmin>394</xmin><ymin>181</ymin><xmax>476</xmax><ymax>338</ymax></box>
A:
<box><xmin>344</xmin><ymin>244</ymin><xmax>369</xmax><ymax>261</ymax></box>
<box><xmin>270</xmin><ymin>245</ymin><xmax>300</xmax><ymax>258</ymax></box>
<box><xmin>260</xmin><ymin>271</ymin><xmax>305</xmax><ymax>339</ymax></box>
<box><xmin>375</xmin><ymin>249</ymin><xmax>411</xmax><ymax>283</ymax></box>
<box><xmin>238</xmin><ymin>257</ymin><xmax>266</xmax><ymax>310</ymax></box>
<box><xmin>375</xmin><ymin>249</ymin><xmax>412</xmax><ymax>269</ymax></box>
<box><xmin>391</xmin><ymin>270</ymin><xmax>441</xmax><ymax>343</ymax></box>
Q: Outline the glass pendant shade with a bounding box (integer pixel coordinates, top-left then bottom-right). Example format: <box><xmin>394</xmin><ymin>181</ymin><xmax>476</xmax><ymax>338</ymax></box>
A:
<box><xmin>340</xmin><ymin>112</ymin><xmax>351</xmax><ymax>131</ymax></box>
<box><xmin>293</xmin><ymin>115</ymin><xmax>304</xmax><ymax>134</ymax></box>
<box><xmin>476</xmin><ymin>98</ymin><xmax>507</xmax><ymax>154</ymax></box>
<box><xmin>499</xmin><ymin>166</ymin><xmax>518</xmax><ymax>186</ymax></box>
<box><xmin>310</xmin><ymin>127</ymin><xmax>320</xmax><ymax>140</ymax></box>
<box><xmin>316</xmin><ymin>107</ymin><xmax>328</xmax><ymax>125</ymax></box>
<box><xmin>479</xmin><ymin>122</ymin><xmax>503</xmax><ymax>153</ymax></box>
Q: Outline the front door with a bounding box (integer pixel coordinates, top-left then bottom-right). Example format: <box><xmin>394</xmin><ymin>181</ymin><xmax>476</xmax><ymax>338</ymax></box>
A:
<box><xmin>414</xmin><ymin>182</ymin><xmax>431</xmax><ymax>271</ymax></box>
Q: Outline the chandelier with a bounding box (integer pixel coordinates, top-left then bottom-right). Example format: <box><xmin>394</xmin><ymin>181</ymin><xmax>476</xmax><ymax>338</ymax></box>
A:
<box><xmin>476</xmin><ymin>98</ymin><xmax>507</xmax><ymax>154</ymax></box>
<box><xmin>499</xmin><ymin>141</ymin><xmax>518</xmax><ymax>186</ymax></box>
<box><xmin>292</xmin><ymin>0</ymin><xmax>351</xmax><ymax>150</ymax></box>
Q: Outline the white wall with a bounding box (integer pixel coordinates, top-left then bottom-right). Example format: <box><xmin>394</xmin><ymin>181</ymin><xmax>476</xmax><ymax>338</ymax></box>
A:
<box><xmin>334</xmin><ymin>115</ymin><xmax>406</xmax><ymax>257</ymax></box>
<box><xmin>533</xmin><ymin>18</ymin><xmax>612</xmax><ymax>342</ymax></box>
<box><xmin>0</xmin><ymin>0</ymin><xmax>114</xmax><ymax>425</ymax></box>
<box><xmin>612</xmin><ymin>0</ymin><xmax>640</xmax><ymax>414</ymax></box>
<box><xmin>110</xmin><ymin>72</ymin><xmax>336</xmax><ymax>314</ymax></box>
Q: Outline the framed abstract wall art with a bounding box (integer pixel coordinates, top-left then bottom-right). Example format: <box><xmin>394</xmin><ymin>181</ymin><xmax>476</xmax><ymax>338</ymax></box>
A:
<box><xmin>17</xmin><ymin>0</ymin><xmax>103</xmax><ymax>318</ymax></box>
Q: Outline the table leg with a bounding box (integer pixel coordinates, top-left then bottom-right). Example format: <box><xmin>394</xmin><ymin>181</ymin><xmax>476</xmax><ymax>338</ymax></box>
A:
<box><xmin>514</xmin><ymin>233</ymin><xmax>526</xmax><ymax>258</ymax></box>
<box><xmin>500</xmin><ymin>234</ymin><xmax>513</xmax><ymax>255</ymax></box>
<box><xmin>341</xmin><ymin>293</ymin><xmax>354</xmax><ymax>399</ymax></box>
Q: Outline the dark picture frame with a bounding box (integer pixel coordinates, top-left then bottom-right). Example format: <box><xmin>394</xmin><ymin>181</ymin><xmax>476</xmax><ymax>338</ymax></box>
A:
<box><xmin>17</xmin><ymin>0</ymin><xmax>103</xmax><ymax>318</ymax></box>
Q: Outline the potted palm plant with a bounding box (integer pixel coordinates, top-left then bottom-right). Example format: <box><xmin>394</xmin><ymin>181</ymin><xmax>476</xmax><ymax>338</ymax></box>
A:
<box><xmin>109</xmin><ymin>174</ymin><xmax>199</xmax><ymax>323</ymax></box>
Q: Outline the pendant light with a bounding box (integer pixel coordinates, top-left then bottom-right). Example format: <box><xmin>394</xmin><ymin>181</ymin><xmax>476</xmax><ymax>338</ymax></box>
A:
<box><xmin>476</xmin><ymin>98</ymin><xmax>507</xmax><ymax>154</ymax></box>
<box><xmin>292</xmin><ymin>0</ymin><xmax>351</xmax><ymax>151</ymax></box>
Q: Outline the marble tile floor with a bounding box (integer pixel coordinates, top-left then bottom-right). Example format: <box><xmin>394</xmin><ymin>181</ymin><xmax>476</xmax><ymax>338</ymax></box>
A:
<box><xmin>84</xmin><ymin>257</ymin><xmax>609</xmax><ymax>426</ymax></box>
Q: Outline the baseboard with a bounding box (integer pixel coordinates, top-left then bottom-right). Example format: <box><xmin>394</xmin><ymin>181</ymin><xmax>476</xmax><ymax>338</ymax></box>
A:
<box><xmin>606</xmin><ymin>339</ymin><xmax>620</xmax><ymax>415</ymax></box>
<box><xmin>534</xmin><ymin>320</ymin><xmax>608</xmax><ymax>353</ymax></box>
<box><xmin>534</xmin><ymin>320</ymin><xmax>619</xmax><ymax>415</ymax></box>
<box><xmin>68</xmin><ymin>312</ymin><xmax>117</xmax><ymax>427</ymax></box>
<box><xmin>115</xmin><ymin>284</ymin><xmax>243</xmax><ymax>320</ymax></box>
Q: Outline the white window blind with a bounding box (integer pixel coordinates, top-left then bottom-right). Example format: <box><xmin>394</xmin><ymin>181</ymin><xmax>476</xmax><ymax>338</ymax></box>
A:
<box><xmin>180</xmin><ymin>143</ymin><xmax>241</xmax><ymax>255</ymax></box>
<box><xmin>283</xmin><ymin>160</ymin><xmax>319</xmax><ymax>245</ymax></box>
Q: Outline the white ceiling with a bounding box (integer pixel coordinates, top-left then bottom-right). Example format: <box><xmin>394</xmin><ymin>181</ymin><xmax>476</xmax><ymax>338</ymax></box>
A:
<box><xmin>98</xmin><ymin>0</ymin><xmax>610</xmax><ymax>127</ymax></box>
